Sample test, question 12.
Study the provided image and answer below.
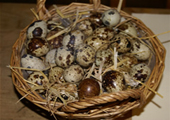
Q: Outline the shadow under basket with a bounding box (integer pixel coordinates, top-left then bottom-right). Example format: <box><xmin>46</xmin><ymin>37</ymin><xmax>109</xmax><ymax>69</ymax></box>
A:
<box><xmin>10</xmin><ymin>0</ymin><xmax>166</xmax><ymax>119</ymax></box>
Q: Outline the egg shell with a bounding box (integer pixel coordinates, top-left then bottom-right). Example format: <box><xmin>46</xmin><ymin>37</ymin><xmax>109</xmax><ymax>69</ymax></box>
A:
<box><xmin>102</xmin><ymin>70</ymin><xmax>125</xmax><ymax>93</ymax></box>
<box><xmin>93</xmin><ymin>27</ymin><xmax>114</xmax><ymax>40</ymax></box>
<box><xmin>49</xmin><ymin>67</ymin><xmax>64</xmax><ymax>83</ymax></box>
<box><xmin>45</xmin><ymin>49</ymin><xmax>57</xmax><ymax>65</ymax></box>
<box><xmin>130</xmin><ymin>63</ymin><xmax>151</xmax><ymax>83</ymax></box>
<box><xmin>130</xmin><ymin>41</ymin><xmax>151</xmax><ymax>60</ymax></box>
<box><xmin>55</xmin><ymin>46</ymin><xmax>75</xmax><ymax>68</ymax></box>
<box><xmin>89</xmin><ymin>12</ymin><xmax>103</xmax><ymax>27</ymax></box>
<box><xmin>110</xmin><ymin>34</ymin><xmax>132</xmax><ymax>54</ymax></box>
<box><xmin>101</xmin><ymin>9</ymin><xmax>121</xmax><ymax>27</ymax></box>
<box><xmin>78</xmin><ymin>78</ymin><xmax>100</xmax><ymax>99</ymax></box>
<box><xmin>21</xmin><ymin>54</ymin><xmax>46</xmax><ymax>73</ymax></box>
<box><xmin>27</xmin><ymin>20</ymin><xmax>47</xmax><ymax>39</ymax></box>
<box><xmin>75</xmin><ymin>44</ymin><xmax>95</xmax><ymax>67</ymax></box>
<box><xmin>62</xmin><ymin>30</ymin><xmax>85</xmax><ymax>49</ymax></box>
<box><xmin>84</xmin><ymin>35</ymin><xmax>109</xmax><ymax>51</ymax></box>
<box><xmin>27</xmin><ymin>38</ymin><xmax>49</xmax><ymax>57</ymax></box>
<box><xmin>63</xmin><ymin>64</ymin><xmax>84</xmax><ymax>83</ymax></box>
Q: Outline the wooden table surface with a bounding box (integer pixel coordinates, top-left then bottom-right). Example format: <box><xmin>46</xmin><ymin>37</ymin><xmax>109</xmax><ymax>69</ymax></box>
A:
<box><xmin>0</xmin><ymin>2</ymin><xmax>169</xmax><ymax>120</ymax></box>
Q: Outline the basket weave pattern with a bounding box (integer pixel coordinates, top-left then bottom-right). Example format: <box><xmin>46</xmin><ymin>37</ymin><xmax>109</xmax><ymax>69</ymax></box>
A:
<box><xmin>10</xmin><ymin>0</ymin><xmax>166</xmax><ymax>119</ymax></box>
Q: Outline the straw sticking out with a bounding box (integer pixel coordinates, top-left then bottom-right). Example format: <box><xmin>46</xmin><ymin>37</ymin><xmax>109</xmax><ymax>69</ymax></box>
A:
<box><xmin>117</xmin><ymin>0</ymin><xmax>123</xmax><ymax>12</ymax></box>
<box><xmin>114</xmin><ymin>47</ymin><xmax>118</xmax><ymax>70</ymax></box>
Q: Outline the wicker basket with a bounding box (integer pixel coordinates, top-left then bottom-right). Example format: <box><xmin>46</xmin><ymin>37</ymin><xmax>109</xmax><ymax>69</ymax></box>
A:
<box><xmin>10</xmin><ymin>0</ymin><xmax>166</xmax><ymax>119</ymax></box>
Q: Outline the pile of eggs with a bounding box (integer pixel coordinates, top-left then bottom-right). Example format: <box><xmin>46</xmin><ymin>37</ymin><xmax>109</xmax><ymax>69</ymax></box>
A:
<box><xmin>21</xmin><ymin>9</ymin><xmax>152</xmax><ymax>102</ymax></box>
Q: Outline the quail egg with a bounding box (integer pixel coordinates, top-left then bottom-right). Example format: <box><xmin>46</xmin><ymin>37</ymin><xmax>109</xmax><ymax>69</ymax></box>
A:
<box><xmin>21</xmin><ymin>54</ymin><xmax>46</xmax><ymax>74</ymax></box>
<box><xmin>27</xmin><ymin>20</ymin><xmax>47</xmax><ymax>39</ymax></box>
<box><xmin>49</xmin><ymin>67</ymin><xmax>64</xmax><ymax>83</ymax></box>
<box><xmin>102</xmin><ymin>70</ymin><xmax>126</xmax><ymax>93</ymax></box>
<box><xmin>130</xmin><ymin>41</ymin><xmax>151</xmax><ymax>60</ymax></box>
<box><xmin>55</xmin><ymin>46</ymin><xmax>75</xmax><ymax>68</ymax></box>
<box><xmin>89</xmin><ymin>12</ymin><xmax>103</xmax><ymax>27</ymax></box>
<box><xmin>75</xmin><ymin>44</ymin><xmax>95</xmax><ymax>67</ymax></box>
<box><xmin>130</xmin><ymin>63</ymin><xmax>151</xmax><ymax>83</ymax></box>
<box><xmin>78</xmin><ymin>78</ymin><xmax>100</xmax><ymax>99</ymax></box>
<box><xmin>118</xmin><ymin>22</ymin><xmax>137</xmax><ymax>37</ymax></box>
<box><xmin>101</xmin><ymin>9</ymin><xmax>121</xmax><ymax>27</ymax></box>
<box><xmin>45</xmin><ymin>49</ymin><xmax>57</xmax><ymax>65</ymax></box>
<box><xmin>62</xmin><ymin>30</ymin><xmax>85</xmax><ymax>49</ymax></box>
<box><xmin>93</xmin><ymin>27</ymin><xmax>114</xmax><ymax>40</ymax></box>
<box><xmin>27</xmin><ymin>38</ymin><xmax>49</xmax><ymax>57</ymax></box>
<box><xmin>63</xmin><ymin>64</ymin><xmax>84</xmax><ymax>83</ymax></box>
<box><xmin>84</xmin><ymin>35</ymin><xmax>109</xmax><ymax>51</ymax></box>
<box><xmin>110</xmin><ymin>34</ymin><xmax>132</xmax><ymax>54</ymax></box>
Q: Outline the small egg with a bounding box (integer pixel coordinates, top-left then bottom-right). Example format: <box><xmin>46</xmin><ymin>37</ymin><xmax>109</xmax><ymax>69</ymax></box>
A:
<box><xmin>130</xmin><ymin>63</ymin><xmax>151</xmax><ymax>83</ymax></box>
<box><xmin>84</xmin><ymin>35</ymin><xmax>109</xmax><ymax>51</ymax></box>
<box><xmin>27</xmin><ymin>20</ymin><xmax>47</xmax><ymax>39</ymax></box>
<box><xmin>21</xmin><ymin>54</ymin><xmax>46</xmax><ymax>74</ymax></box>
<box><xmin>101</xmin><ymin>9</ymin><xmax>121</xmax><ymax>27</ymax></box>
<box><xmin>118</xmin><ymin>22</ymin><xmax>137</xmax><ymax>37</ymax></box>
<box><xmin>55</xmin><ymin>46</ymin><xmax>75</xmax><ymax>68</ymax></box>
<box><xmin>89</xmin><ymin>12</ymin><xmax>103</xmax><ymax>27</ymax></box>
<box><xmin>49</xmin><ymin>67</ymin><xmax>64</xmax><ymax>83</ymax></box>
<box><xmin>77</xmin><ymin>20</ymin><xmax>94</xmax><ymax>36</ymax></box>
<box><xmin>27</xmin><ymin>71</ymin><xmax>49</xmax><ymax>93</ymax></box>
<box><xmin>130</xmin><ymin>41</ymin><xmax>151</xmax><ymax>60</ymax></box>
<box><xmin>102</xmin><ymin>70</ymin><xmax>125</xmax><ymax>93</ymax></box>
<box><xmin>93</xmin><ymin>27</ymin><xmax>114</xmax><ymax>40</ymax></box>
<box><xmin>75</xmin><ymin>44</ymin><xmax>95</xmax><ymax>67</ymax></box>
<box><xmin>62</xmin><ymin>30</ymin><xmax>85</xmax><ymax>49</ymax></box>
<box><xmin>78</xmin><ymin>78</ymin><xmax>100</xmax><ymax>99</ymax></box>
<box><xmin>110</xmin><ymin>34</ymin><xmax>132</xmax><ymax>54</ymax></box>
<box><xmin>45</xmin><ymin>49</ymin><xmax>57</xmax><ymax>65</ymax></box>
<box><xmin>27</xmin><ymin>38</ymin><xmax>49</xmax><ymax>57</ymax></box>
<box><xmin>63</xmin><ymin>64</ymin><xmax>84</xmax><ymax>83</ymax></box>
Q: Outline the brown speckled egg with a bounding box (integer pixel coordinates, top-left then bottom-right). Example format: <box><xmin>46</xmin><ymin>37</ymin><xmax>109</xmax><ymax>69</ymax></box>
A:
<box><xmin>55</xmin><ymin>46</ymin><xmax>75</xmax><ymax>68</ymax></box>
<box><xmin>63</xmin><ymin>64</ymin><xmax>84</xmax><ymax>83</ymax></box>
<box><xmin>102</xmin><ymin>70</ymin><xmax>125</xmax><ymax>93</ymax></box>
<box><xmin>118</xmin><ymin>22</ymin><xmax>137</xmax><ymax>37</ymax></box>
<box><xmin>110</xmin><ymin>34</ymin><xmax>132</xmax><ymax>54</ymax></box>
<box><xmin>75</xmin><ymin>44</ymin><xmax>95</xmax><ymax>67</ymax></box>
<box><xmin>130</xmin><ymin>41</ymin><xmax>151</xmax><ymax>61</ymax></box>
<box><xmin>93</xmin><ymin>27</ymin><xmax>114</xmax><ymax>40</ymax></box>
<box><xmin>27</xmin><ymin>20</ymin><xmax>47</xmax><ymax>39</ymax></box>
<box><xmin>78</xmin><ymin>78</ymin><xmax>100</xmax><ymax>99</ymax></box>
<box><xmin>130</xmin><ymin>63</ymin><xmax>151</xmax><ymax>83</ymax></box>
<box><xmin>84</xmin><ymin>35</ymin><xmax>109</xmax><ymax>51</ymax></box>
<box><xmin>27</xmin><ymin>38</ymin><xmax>49</xmax><ymax>57</ymax></box>
<box><xmin>49</xmin><ymin>67</ymin><xmax>64</xmax><ymax>83</ymax></box>
<box><xmin>27</xmin><ymin>71</ymin><xmax>49</xmax><ymax>93</ymax></box>
<box><xmin>62</xmin><ymin>30</ymin><xmax>85</xmax><ymax>49</ymax></box>
<box><xmin>89</xmin><ymin>12</ymin><xmax>103</xmax><ymax>27</ymax></box>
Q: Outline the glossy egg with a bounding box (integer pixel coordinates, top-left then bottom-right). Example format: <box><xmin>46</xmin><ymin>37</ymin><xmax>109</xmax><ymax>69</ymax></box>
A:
<box><xmin>27</xmin><ymin>20</ymin><xmax>47</xmax><ymax>39</ymax></box>
<box><xmin>75</xmin><ymin>44</ymin><xmax>95</xmax><ymax>67</ymax></box>
<box><xmin>27</xmin><ymin>38</ymin><xmax>49</xmax><ymax>57</ymax></box>
<box><xmin>78</xmin><ymin>78</ymin><xmax>100</xmax><ymax>99</ymax></box>
<box><xmin>130</xmin><ymin>63</ymin><xmax>151</xmax><ymax>83</ymax></box>
<box><xmin>102</xmin><ymin>70</ymin><xmax>125</xmax><ymax>93</ymax></box>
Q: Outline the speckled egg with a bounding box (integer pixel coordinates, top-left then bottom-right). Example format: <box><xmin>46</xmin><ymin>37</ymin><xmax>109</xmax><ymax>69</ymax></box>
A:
<box><xmin>110</xmin><ymin>34</ymin><xmax>132</xmax><ymax>54</ymax></box>
<box><xmin>102</xmin><ymin>70</ymin><xmax>125</xmax><ymax>93</ymax></box>
<box><xmin>21</xmin><ymin>54</ymin><xmax>46</xmax><ymax>73</ymax></box>
<box><xmin>84</xmin><ymin>35</ymin><xmax>109</xmax><ymax>51</ymax></box>
<box><xmin>45</xmin><ymin>49</ymin><xmax>57</xmax><ymax>65</ymax></box>
<box><xmin>93</xmin><ymin>27</ymin><xmax>114</xmax><ymax>40</ymax></box>
<box><xmin>49</xmin><ymin>67</ymin><xmax>64</xmax><ymax>83</ymax></box>
<box><xmin>55</xmin><ymin>46</ymin><xmax>75</xmax><ymax>68</ymax></box>
<box><xmin>101</xmin><ymin>9</ymin><xmax>121</xmax><ymax>27</ymax></box>
<box><xmin>63</xmin><ymin>64</ymin><xmax>84</xmax><ymax>83</ymax></box>
<box><xmin>27</xmin><ymin>20</ymin><xmax>47</xmax><ymax>39</ymax></box>
<box><xmin>27</xmin><ymin>38</ymin><xmax>49</xmax><ymax>57</ymax></box>
<box><xmin>89</xmin><ymin>12</ymin><xmax>103</xmax><ymax>27</ymax></box>
<box><xmin>27</xmin><ymin>71</ymin><xmax>49</xmax><ymax>93</ymax></box>
<box><xmin>130</xmin><ymin>41</ymin><xmax>151</xmax><ymax>60</ymax></box>
<box><xmin>130</xmin><ymin>63</ymin><xmax>151</xmax><ymax>83</ymax></box>
<box><xmin>78</xmin><ymin>78</ymin><xmax>100</xmax><ymax>99</ymax></box>
<box><xmin>62</xmin><ymin>30</ymin><xmax>85</xmax><ymax>49</ymax></box>
<box><xmin>118</xmin><ymin>22</ymin><xmax>137</xmax><ymax>37</ymax></box>
<box><xmin>75</xmin><ymin>44</ymin><xmax>95</xmax><ymax>67</ymax></box>
<box><xmin>77</xmin><ymin>20</ymin><xmax>94</xmax><ymax>36</ymax></box>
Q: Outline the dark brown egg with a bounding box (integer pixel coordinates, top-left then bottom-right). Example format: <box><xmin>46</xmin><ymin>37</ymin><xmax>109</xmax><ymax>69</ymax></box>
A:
<box><xmin>102</xmin><ymin>70</ymin><xmax>125</xmax><ymax>93</ymax></box>
<box><xmin>89</xmin><ymin>12</ymin><xmax>103</xmax><ymax>27</ymax></box>
<box><xmin>78</xmin><ymin>78</ymin><xmax>100</xmax><ymax>99</ymax></box>
<box><xmin>27</xmin><ymin>38</ymin><xmax>49</xmax><ymax>57</ymax></box>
